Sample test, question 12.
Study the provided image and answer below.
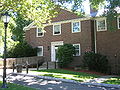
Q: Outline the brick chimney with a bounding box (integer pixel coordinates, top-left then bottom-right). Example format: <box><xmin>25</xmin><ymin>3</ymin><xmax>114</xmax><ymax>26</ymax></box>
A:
<box><xmin>90</xmin><ymin>5</ymin><xmax>98</xmax><ymax>17</ymax></box>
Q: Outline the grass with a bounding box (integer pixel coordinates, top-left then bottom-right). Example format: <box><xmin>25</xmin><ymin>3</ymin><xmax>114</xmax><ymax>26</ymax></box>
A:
<box><xmin>32</xmin><ymin>69</ymin><xmax>100</xmax><ymax>82</ymax></box>
<box><xmin>0</xmin><ymin>81</ymin><xmax>36</xmax><ymax>90</ymax></box>
<box><xmin>102</xmin><ymin>77</ymin><xmax>120</xmax><ymax>85</ymax></box>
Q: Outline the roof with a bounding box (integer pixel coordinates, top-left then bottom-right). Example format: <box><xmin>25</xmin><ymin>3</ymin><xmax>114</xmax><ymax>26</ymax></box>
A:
<box><xmin>23</xmin><ymin>9</ymin><xmax>91</xmax><ymax>31</ymax></box>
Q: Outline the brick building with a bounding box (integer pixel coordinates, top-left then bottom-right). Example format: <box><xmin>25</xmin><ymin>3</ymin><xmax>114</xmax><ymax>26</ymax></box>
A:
<box><xmin>24</xmin><ymin>9</ymin><xmax>120</xmax><ymax>72</ymax></box>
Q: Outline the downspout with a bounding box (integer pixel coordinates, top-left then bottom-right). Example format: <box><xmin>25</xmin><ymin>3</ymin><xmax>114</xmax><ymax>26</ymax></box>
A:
<box><xmin>94</xmin><ymin>20</ymin><xmax>97</xmax><ymax>53</ymax></box>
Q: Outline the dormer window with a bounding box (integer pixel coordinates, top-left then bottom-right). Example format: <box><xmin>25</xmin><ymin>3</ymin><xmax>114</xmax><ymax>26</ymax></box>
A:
<box><xmin>96</xmin><ymin>18</ymin><xmax>107</xmax><ymax>31</ymax></box>
<box><xmin>36</xmin><ymin>28</ymin><xmax>44</xmax><ymax>37</ymax></box>
<box><xmin>72</xmin><ymin>21</ymin><xmax>81</xmax><ymax>33</ymax></box>
<box><xmin>53</xmin><ymin>24</ymin><xmax>61</xmax><ymax>35</ymax></box>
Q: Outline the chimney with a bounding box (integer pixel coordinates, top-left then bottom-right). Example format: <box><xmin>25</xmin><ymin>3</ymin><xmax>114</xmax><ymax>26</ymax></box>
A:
<box><xmin>90</xmin><ymin>5</ymin><xmax>98</xmax><ymax>17</ymax></box>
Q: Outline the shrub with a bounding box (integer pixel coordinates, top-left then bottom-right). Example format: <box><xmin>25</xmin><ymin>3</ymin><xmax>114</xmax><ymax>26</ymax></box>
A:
<box><xmin>57</xmin><ymin>44</ymin><xmax>75</xmax><ymax>68</ymax></box>
<box><xmin>6</xmin><ymin>41</ymin><xmax>37</xmax><ymax>58</ymax></box>
<box><xmin>83</xmin><ymin>51</ymin><xmax>109</xmax><ymax>73</ymax></box>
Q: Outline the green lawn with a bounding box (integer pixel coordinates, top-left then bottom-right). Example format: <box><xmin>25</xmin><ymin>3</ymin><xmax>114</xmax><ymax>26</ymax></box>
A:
<box><xmin>102</xmin><ymin>77</ymin><xmax>120</xmax><ymax>85</ymax></box>
<box><xmin>0</xmin><ymin>81</ymin><xmax>36</xmax><ymax>90</ymax></box>
<box><xmin>33</xmin><ymin>69</ymin><xmax>100</xmax><ymax>82</ymax></box>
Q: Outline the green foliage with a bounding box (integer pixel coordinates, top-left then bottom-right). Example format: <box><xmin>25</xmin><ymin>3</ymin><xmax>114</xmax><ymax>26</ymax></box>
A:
<box><xmin>83</xmin><ymin>52</ymin><xmax>109</xmax><ymax>73</ymax></box>
<box><xmin>9</xmin><ymin>13</ymin><xmax>32</xmax><ymax>42</ymax></box>
<box><xmin>57</xmin><ymin>44</ymin><xmax>75</xmax><ymax>68</ymax></box>
<box><xmin>6</xmin><ymin>41</ymin><xmax>37</xmax><ymax>58</ymax></box>
<box><xmin>0</xmin><ymin>0</ymin><xmax>59</xmax><ymax>28</ymax></box>
<box><xmin>0</xmin><ymin>0</ymin><xmax>119</xmax><ymax>31</ymax></box>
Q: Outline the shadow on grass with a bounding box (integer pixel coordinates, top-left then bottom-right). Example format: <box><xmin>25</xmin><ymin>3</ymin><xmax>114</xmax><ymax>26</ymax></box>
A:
<box><xmin>32</xmin><ymin>69</ymin><xmax>100</xmax><ymax>82</ymax></box>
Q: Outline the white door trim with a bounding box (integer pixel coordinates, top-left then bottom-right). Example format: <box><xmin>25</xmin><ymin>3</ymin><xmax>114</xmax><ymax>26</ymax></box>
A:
<box><xmin>51</xmin><ymin>41</ymin><xmax>63</xmax><ymax>62</ymax></box>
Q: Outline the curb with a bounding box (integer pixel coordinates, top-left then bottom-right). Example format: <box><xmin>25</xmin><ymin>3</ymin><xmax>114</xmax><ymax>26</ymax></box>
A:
<box><xmin>9</xmin><ymin>73</ymin><xmax>120</xmax><ymax>89</ymax></box>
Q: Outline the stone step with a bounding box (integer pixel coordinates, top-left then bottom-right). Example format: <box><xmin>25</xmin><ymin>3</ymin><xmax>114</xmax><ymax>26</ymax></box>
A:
<box><xmin>39</xmin><ymin>62</ymin><xmax>59</xmax><ymax>69</ymax></box>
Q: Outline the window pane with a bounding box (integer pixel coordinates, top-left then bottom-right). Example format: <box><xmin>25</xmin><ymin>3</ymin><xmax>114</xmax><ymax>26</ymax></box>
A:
<box><xmin>98</xmin><ymin>20</ymin><xmax>105</xmax><ymax>30</ymax></box>
<box><xmin>38</xmin><ymin>33</ymin><xmax>43</xmax><ymax>36</ymax></box>
<box><xmin>38</xmin><ymin>28</ymin><xmax>42</xmax><ymax>32</ymax></box>
<box><xmin>75</xmin><ymin>50</ymin><xmax>79</xmax><ymax>56</ymax></box>
<box><xmin>54</xmin><ymin>25</ymin><xmax>60</xmax><ymax>34</ymax></box>
<box><xmin>37</xmin><ymin>28</ymin><xmax>43</xmax><ymax>37</ymax></box>
<box><xmin>118</xmin><ymin>18</ymin><xmax>120</xmax><ymax>28</ymax></box>
<box><xmin>73</xmin><ymin>22</ymin><xmax>80</xmax><ymax>32</ymax></box>
<box><xmin>37</xmin><ymin>48</ymin><xmax>42</xmax><ymax>56</ymax></box>
<box><xmin>73</xmin><ymin>44</ymin><xmax>80</xmax><ymax>56</ymax></box>
<box><xmin>74</xmin><ymin>45</ymin><xmax>79</xmax><ymax>49</ymax></box>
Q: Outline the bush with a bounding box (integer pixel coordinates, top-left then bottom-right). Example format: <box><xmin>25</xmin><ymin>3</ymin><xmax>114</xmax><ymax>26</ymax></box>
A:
<box><xmin>6</xmin><ymin>41</ymin><xmax>37</xmax><ymax>58</ymax></box>
<box><xmin>57</xmin><ymin>44</ymin><xmax>75</xmax><ymax>68</ymax></box>
<box><xmin>83</xmin><ymin>51</ymin><xmax>109</xmax><ymax>73</ymax></box>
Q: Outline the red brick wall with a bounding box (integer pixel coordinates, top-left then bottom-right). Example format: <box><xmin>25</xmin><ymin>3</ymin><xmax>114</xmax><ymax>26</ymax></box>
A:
<box><xmin>96</xmin><ymin>29</ymin><xmax>120</xmax><ymax>74</ymax></box>
<box><xmin>25</xmin><ymin>20</ymin><xmax>94</xmax><ymax>67</ymax></box>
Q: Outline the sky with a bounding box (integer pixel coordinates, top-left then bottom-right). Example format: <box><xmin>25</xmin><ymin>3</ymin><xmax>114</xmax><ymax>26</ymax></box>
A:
<box><xmin>63</xmin><ymin>0</ymin><xmax>106</xmax><ymax>17</ymax></box>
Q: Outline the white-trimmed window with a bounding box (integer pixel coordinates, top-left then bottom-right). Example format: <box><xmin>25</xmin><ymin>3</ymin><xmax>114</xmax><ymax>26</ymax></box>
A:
<box><xmin>37</xmin><ymin>46</ymin><xmax>43</xmax><ymax>56</ymax></box>
<box><xmin>36</xmin><ymin>28</ymin><xmax>44</xmax><ymax>37</ymax></box>
<box><xmin>96</xmin><ymin>18</ymin><xmax>107</xmax><ymax>31</ymax></box>
<box><xmin>53</xmin><ymin>24</ymin><xmax>61</xmax><ymax>35</ymax></box>
<box><xmin>117</xmin><ymin>17</ymin><xmax>120</xmax><ymax>29</ymax></box>
<box><xmin>72</xmin><ymin>21</ymin><xmax>81</xmax><ymax>33</ymax></box>
<box><xmin>73</xmin><ymin>44</ymin><xmax>81</xmax><ymax>56</ymax></box>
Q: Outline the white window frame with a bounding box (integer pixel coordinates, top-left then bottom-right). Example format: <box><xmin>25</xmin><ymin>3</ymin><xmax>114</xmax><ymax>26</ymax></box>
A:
<box><xmin>96</xmin><ymin>18</ymin><xmax>107</xmax><ymax>31</ymax></box>
<box><xmin>53</xmin><ymin>24</ymin><xmax>61</xmax><ymax>35</ymax></box>
<box><xmin>37</xmin><ymin>46</ymin><xmax>43</xmax><ymax>56</ymax></box>
<box><xmin>117</xmin><ymin>16</ymin><xmax>120</xmax><ymax>29</ymax></box>
<box><xmin>72</xmin><ymin>21</ymin><xmax>81</xmax><ymax>33</ymax></box>
<box><xmin>73</xmin><ymin>44</ymin><xmax>81</xmax><ymax>56</ymax></box>
<box><xmin>36</xmin><ymin>27</ymin><xmax>44</xmax><ymax>37</ymax></box>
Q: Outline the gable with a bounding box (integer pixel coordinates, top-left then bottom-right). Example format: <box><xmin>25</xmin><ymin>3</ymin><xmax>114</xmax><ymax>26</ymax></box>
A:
<box><xmin>51</xmin><ymin>9</ymin><xmax>81</xmax><ymax>22</ymax></box>
<box><xmin>24</xmin><ymin>9</ymin><xmax>86</xmax><ymax>31</ymax></box>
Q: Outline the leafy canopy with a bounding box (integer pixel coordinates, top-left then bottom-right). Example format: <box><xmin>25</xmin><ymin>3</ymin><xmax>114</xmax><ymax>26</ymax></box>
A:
<box><xmin>9</xmin><ymin>13</ymin><xmax>32</xmax><ymax>42</ymax></box>
<box><xmin>0</xmin><ymin>0</ymin><xmax>59</xmax><ymax>27</ymax></box>
<box><xmin>0</xmin><ymin>0</ymin><xmax>119</xmax><ymax>27</ymax></box>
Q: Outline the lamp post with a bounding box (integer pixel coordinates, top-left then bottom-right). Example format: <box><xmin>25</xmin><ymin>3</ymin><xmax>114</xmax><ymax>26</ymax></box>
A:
<box><xmin>1</xmin><ymin>12</ymin><xmax>10</xmax><ymax>88</ymax></box>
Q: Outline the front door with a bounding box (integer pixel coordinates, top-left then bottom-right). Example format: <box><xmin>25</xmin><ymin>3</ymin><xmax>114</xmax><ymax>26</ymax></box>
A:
<box><xmin>51</xmin><ymin>41</ymin><xmax>63</xmax><ymax>62</ymax></box>
<box><xmin>54</xmin><ymin>46</ymin><xmax>59</xmax><ymax>61</ymax></box>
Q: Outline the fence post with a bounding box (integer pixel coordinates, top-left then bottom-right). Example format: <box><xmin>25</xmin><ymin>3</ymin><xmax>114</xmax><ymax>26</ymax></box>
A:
<box><xmin>47</xmin><ymin>61</ymin><xmax>48</xmax><ymax>69</ymax></box>
<box><xmin>37</xmin><ymin>60</ymin><xmax>39</xmax><ymax>70</ymax></box>
<box><xmin>13</xmin><ymin>62</ymin><xmax>15</xmax><ymax>72</ymax></box>
<box><xmin>54</xmin><ymin>61</ymin><xmax>56</xmax><ymax>69</ymax></box>
<box><xmin>26</xmin><ymin>61</ymin><xmax>29</xmax><ymax>74</ymax></box>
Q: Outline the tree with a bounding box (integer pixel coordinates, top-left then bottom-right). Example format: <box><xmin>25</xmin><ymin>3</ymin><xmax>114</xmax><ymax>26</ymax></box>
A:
<box><xmin>0</xmin><ymin>0</ymin><xmax>119</xmax><ymax>28</ymax></box>
<box><xmin>0</xmin><ymin>0</ymin><xmax>59</xmax><ymax>28</ymax></box>
<box><xmin>9</xmin><ymin>13</ymin><xmax>32</xmax><ymax>42</ymax></box>
<box><xmin>57</xmin><ymin>44</ymin><xmax>75</xmax><ymax>68</ymax></box>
